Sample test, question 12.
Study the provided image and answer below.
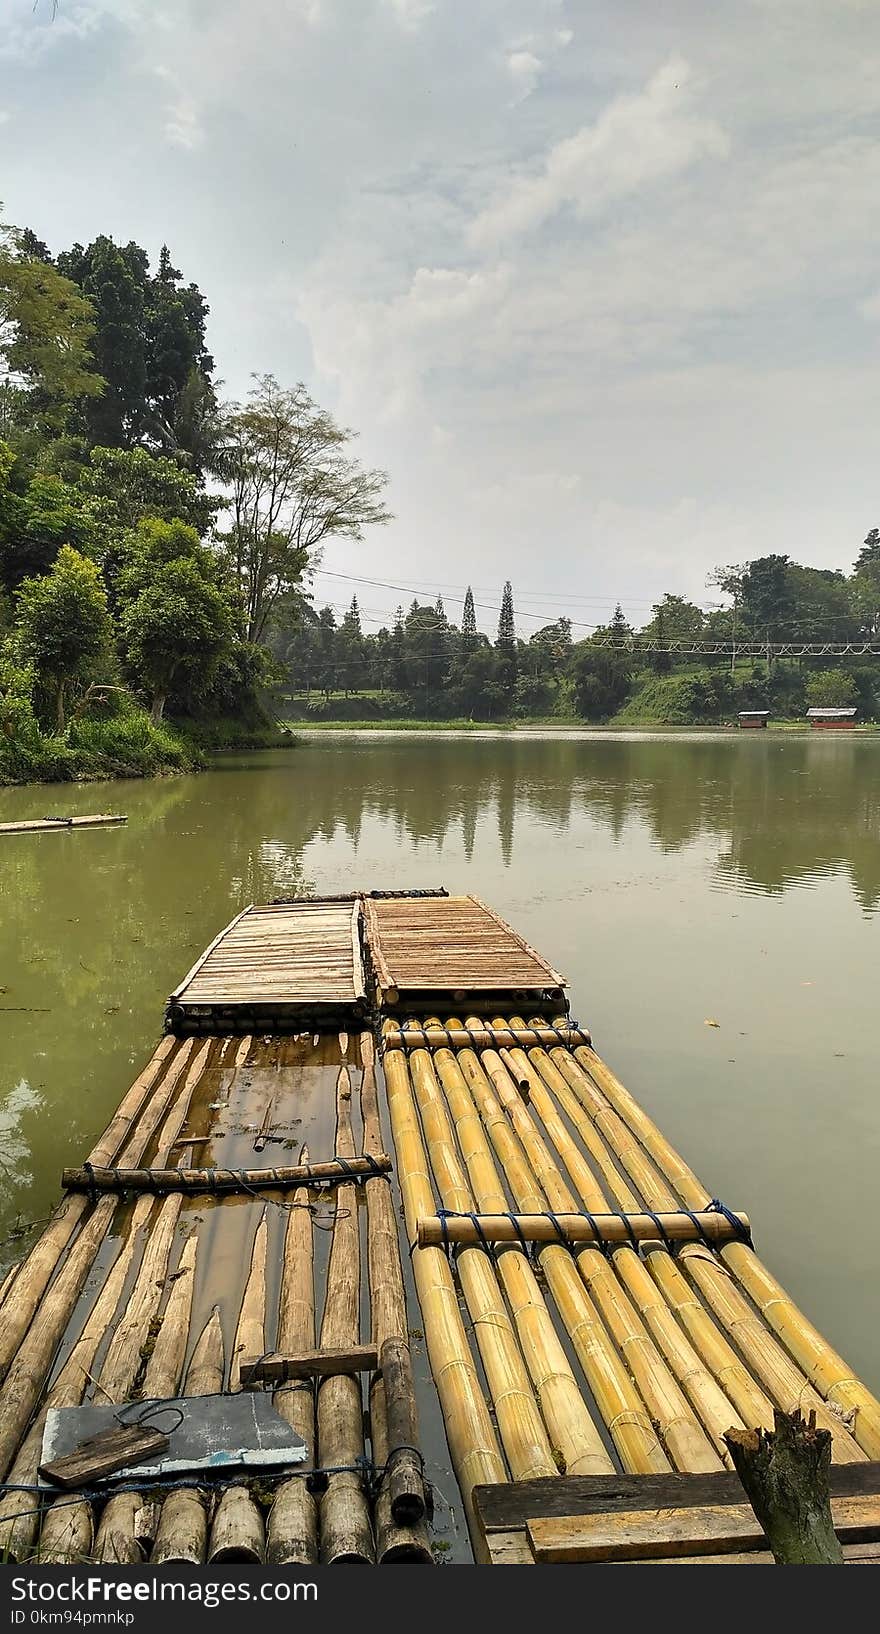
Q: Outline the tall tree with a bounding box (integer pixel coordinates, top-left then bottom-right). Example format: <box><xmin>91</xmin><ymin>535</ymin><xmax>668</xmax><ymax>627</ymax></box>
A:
<box><xmin>496</xmin><ymin>580</ymin><xmax>516</xmax><ymax>650</ymax></box>
<box><xmin>215</xmin><ymin>374</ymin><xmax>391</xmax><ymax>643</ymax></box>
<box><xmin>461</xmin><ymin>585</ymin><xmax>478</xmax><ymax>652</ymax></box>
<box><xmin>56</xmin><ymin>235</ymin><xmax>215</xmax><ymax>462</ymax></box>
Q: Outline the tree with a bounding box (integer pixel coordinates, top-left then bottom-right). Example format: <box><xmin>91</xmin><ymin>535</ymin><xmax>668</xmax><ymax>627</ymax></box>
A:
<box><xmin>336</xmin><ymin>596</ymin><xmax>366</xmax><ymax>694</ymax></box>
<box><xmin>0</xmin><ymin>445</ymin><xmax>110</xmax><ymax>592</ymax></box>
<box><xmin>16</xmin><ymin>545</ymin><xmax>113</xmax><ymax>729</ymax></box>
<box><xmin>740</xmin><ymin>555</ymin><xmax>795</xmax><ymax>640</ymax></box>
<box><xmin>805</xmin><ymin>669</ymin><xmax>858</xmax><ymax>709</ymax></box>
<box><xmin>117</xmin><ymin>519</ymin><xmax>235</xmax><ymax>723</ymax></box>
<box><xmin>854</xmin><ymin>528</ymin><xmax>880</xmax><ymax>576</ymax></box>
<box><xmin>79</xmin><ymin>445</ymin><xmax>217</xmax><ymax>534</ymax></box>
<box><xmin>215</xmin><ymin>375</ymin><xmax>391</xmax><ymax>643</ymax></box>
<box><xmin>56</xmin><ymin>235</ymin><xmax>215</xmax><ymax>461</ymax></box>
<box><xmin>496</xmin><ymin>580</ymin><xmax>516</xmax><ymax>650</ymax></box>
<box><xmin>0</xmin><ymin>219</ymin><xmax>103</xmax><ymax>428</ymax></box>
<box><xmin>461</xmin><ymin>585</ymin><xmax>478</xmax><ymax>653</ymax></box>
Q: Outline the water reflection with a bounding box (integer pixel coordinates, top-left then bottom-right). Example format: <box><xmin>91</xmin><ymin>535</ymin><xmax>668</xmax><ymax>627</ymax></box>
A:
<box><xmin>0</xmin><ymin>732</ymin><xmax>878</xmax><ymax>1245</ymax></box>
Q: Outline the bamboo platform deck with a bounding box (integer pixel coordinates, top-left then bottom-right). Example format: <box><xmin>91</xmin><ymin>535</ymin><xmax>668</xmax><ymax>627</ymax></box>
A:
<box><xmin>167</xmin><ymin>901</ymin><xmax>367</xmax><ymax>1033</ymax></box>
<box><xmin>0</xmin><ymin>814</ymin><xmax>126</xmax><ymax>836</ymax></box>
<box><xmin>365</xmin><ymin>894</ymin><xmax>566</xmax><ymax>1012</ymax></box>
<box><xmin>2</xmin><ymin>891</ymin><xmax>879</xmax><ymax>1566</ymax></box>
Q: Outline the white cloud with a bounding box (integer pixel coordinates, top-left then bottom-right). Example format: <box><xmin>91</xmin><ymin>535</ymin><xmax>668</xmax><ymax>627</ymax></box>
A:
<box><xmin>471</xmin><ymin>56</ymin><xmax>729</xmax><ymax>246</ymax></box>
<box><xmin>384</xmin><ymin>0</ymin><xmax>434</xmax><ymax>28</ymax></box>
<box><xmin>507</xmin><ymin>49</ymin><xmax>543</xmax><ymax>101</ymax></box>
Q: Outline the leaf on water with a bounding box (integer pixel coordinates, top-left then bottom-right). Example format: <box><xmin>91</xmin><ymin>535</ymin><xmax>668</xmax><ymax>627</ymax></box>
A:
<box><xmin>704</xmin><ymin>1018</ymin><xmax>721</xmax><ymax>1028</ymax></box>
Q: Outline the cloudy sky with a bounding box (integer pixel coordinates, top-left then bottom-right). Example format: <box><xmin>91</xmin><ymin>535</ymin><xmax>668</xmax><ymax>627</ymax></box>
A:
<box><xmin>2</xmin><ymin>0</ymin><xmax>880</xmax><ymax>636</ymax></box>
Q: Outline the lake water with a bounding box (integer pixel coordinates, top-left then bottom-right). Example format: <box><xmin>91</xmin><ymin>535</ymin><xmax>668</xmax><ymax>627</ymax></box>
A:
<box><xmin>1</xmin><ymin>729</ymin><xmax>878</xmax><ymax>1440</ymax></box>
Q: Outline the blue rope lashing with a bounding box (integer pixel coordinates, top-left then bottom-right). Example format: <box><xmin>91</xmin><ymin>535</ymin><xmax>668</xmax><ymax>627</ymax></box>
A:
<box><xmin>643</xmin><ymin>1209</ymin><xmax>675</xmax><ymax>1253</ymax></box>
<box><xmin>505</xmin><ymin>1213</ymin><xmax>530</xmax><ymax>1254</ymax></box>
<box><xmin>542</xmin><ymin>1211</ymin><xmax>571</xmax><ymax>1249</ymax></box>
<box><xmin>437</xmin><ymin>1208</ymin><xmax>452</xmax><ymax>1256</ymax></box>
<box><xmin>706</xmin><ymin>1198</ymin><xmax>753</xmax><ymax>1248</ymax></box>
<box><xmin>617</xmin><ymin>1211</ymin><xmax>641</xmax><ymax>1251</ymax></box>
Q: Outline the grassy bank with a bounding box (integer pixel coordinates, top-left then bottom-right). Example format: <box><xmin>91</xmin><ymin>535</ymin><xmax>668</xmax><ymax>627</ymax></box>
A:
<box><xmin>284</xmin><ymin>716</ymin><xmax>879</xmax><ymax>734</ymax></box>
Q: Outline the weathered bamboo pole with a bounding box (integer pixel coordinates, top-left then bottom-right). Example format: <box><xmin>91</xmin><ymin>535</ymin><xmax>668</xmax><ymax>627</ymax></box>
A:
<box><xmin>459</xmin><ymin>1022</ymin><xmax>721</xmax><ymax>1474</ymax></box>
<box><xmin>359</xmin><ymin>1035</ymin><xmax>432</xmax><ymax>1564</ymax></box>
<box><xmin>0</xmin><ymin>1206</ymin><xmax>150</xmax><ymax>1560</ymax></box>
<box><xmin>425</xmin><ymin>1028</ymin><xmax>613</xmax><ymax>1479</ymax></box>
<box><xmin>0</xmin><ymin>1043</ymin><xmax>209</xmax><ymax>1485</ymax></box>
<box><xmin>440</xmin><ymin>1030</ymin><xmax>666</xmax><ymax>1475</ymax></box>
<box><xmin>61</xmin><ymin>1156</ymin><xmax>392</xmax><ymax>1194</ymax></box>
<box><xmin>316</xmin><ymin>1065</ymin><xmax>375</xmax><ymax>1564</ymax></box>
<box><xmin>229</xmin><ymin>1211</ymin><xmax>268</xmax><ymax>1393</ymax></box>
<box><xmin>417</xmin><ymin>1212</ymin><xmax>751</xmax><ymax>1247</ymax></box>
<box><xmin>142</xmin><ymin>1234</ymin><xmax>198</xmax><ymax>1401</ymax></box>
<box><xmin>380</xmin><ymin>1038</ymin><xmax>505</xmax><ymax>1545</ymax></box>
<box><xmin>266</xmin><ymin>1152</ymin><xmax>318</xmax><ymax>1566</ymax></box>
<box><xmin>151</xmin><ymin>1307</ymin><xmax>224</xmax><ymax>1566</ymax></box>
<box><xmin>0</xmin><ymin>1038</ymin><xmax>189</xmax><ymax>1385</ymax></box>
<box><xmin>67</xmin><ymin>1064</ymin><xmax>211</xmax><ymax>1567</ymax></box>
<box><xmin>573</xmin><ymin>1041</ymin><xmax>880</xmax><ymax>1457</ymax></box>
<box><xmin>208</xmin><ymin>1213</ymin><xmax>268</xmax><ymax>1566</ymax></box>
<box><xmin>553</xmin><ymin>1041</ymin><xmax>865</xmax><ymax>1460</ymax></box>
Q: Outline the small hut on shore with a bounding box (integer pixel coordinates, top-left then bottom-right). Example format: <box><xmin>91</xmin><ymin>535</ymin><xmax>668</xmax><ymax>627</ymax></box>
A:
<box><xmin>737</xmin><ymin>711</ymin><xmax>769</xmax><ymax>730</ymax></box>
<box><xmin>806</xmin><ymin>707</ymin><xmax>857</xmax><ymax>730</ymax></box>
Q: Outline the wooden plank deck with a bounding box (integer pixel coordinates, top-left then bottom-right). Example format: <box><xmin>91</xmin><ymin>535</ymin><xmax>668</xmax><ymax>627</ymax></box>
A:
<box><xmin>166</xmin><ymin>900</ymin><xmax>367</xmax><ymax>1033</ymax></box>
<box><xmin>473</xmin><ymin>1467</ymin><xmax>880</xmax><ymax>1564</ymax></box>
<box><xmin>365</xmin><ymin>894</ymin><xmax>566</xmax><ymax>1011</ymax></box>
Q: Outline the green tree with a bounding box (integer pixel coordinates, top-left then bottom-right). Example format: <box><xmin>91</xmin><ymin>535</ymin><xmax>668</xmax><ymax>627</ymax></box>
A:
<box><xmin>805</xmin><ymin>669</ymin><xmax>859</xmax><ymax>709</ymax></box>
<box><xmin>117</xmin><ymin>519</ymin><xmax>235</xmax><ymax>723</ymax></box>
<box><xmin>16</xmin><ymin>545</ymin><xmax>113</xmax><ymax>729</ymax></box>
<box><xmin>850</xmin><ymin>529</ymin><xmax>880</xmax><ymax>638</ymax></box>
<box><xmin>216</xmin><ymin>375</ymin><xmax>390</xmax><ymax>642</ymax></box>
<box><xmin>740</xmin><ymin>555</ymin><xmax>795</xmax><ymax>640</ymax></box>
<box><xmin>79</xmin><ymin>445</ymin><xmax>217</xmax><ymax>534</ymax></box>
<box><xmin>0</xmin><ymin>446</ymin><xmax>110</xmax><ymax>591</ymax></box>
<box><xmin>56</xmin><ymin>236</ymin><xmax>215</xmax><ymax>461</ymax></box>
<box><xmin>0</xmin><ymin>219</ymin><xmax>103</xmax><ymax>429</ymax></box>
<box><xmin>336</xmin><ymin>596</ymin><xmax>366</xmax><ymax>694</ymax></box>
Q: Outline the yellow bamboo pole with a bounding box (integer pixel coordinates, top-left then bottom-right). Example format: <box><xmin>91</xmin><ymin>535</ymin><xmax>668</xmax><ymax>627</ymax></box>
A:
<box><xmin>563</xmin><ymin>1043</ymin><xmax>868</xmax><ymax>1460</ymax></box>
<box><xmin>381</xmin><ymin>1036</ymin><xmax>506</xmax><ymax>1540</ymax></box>
<box><xmin>505</xmin><ymin>1020</ymin><xmax>767</xmax><ymax>1459</ymax></box>
<box><xmin>462</xmin><ymin>1020</ymin><xmax>722</xmax><ymax>1474</ymax></box>
<box><xmin>425</xmin><ymin>1027</ymin><xmax>614</xmax><ymax>1478</ymax></box>
<box><xmin>441</xmin><ymin>1024</ymin><xmax>668</xmax><ymax>1474</ymax></box>
<box><xmin>408</xmin><ymin>1045</ymin><xmax>560</xmax><ymax>1481</ymax></box>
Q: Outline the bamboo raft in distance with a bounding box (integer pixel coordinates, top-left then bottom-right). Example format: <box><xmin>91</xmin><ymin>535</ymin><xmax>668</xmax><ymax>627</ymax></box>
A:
<box><xmin>0</xmin><ymin>814</ymin><xmax>127</xmax><ymax>836</ymax></box>
<box><xmin>3</xmin><ymin>890</ymin><xmax>880</xmax><ymax>1567</ymax></box>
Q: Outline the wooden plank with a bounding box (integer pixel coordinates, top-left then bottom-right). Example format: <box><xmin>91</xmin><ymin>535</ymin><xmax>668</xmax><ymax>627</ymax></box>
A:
<box><xmin>526</xmin><ymin>1493</ymin><xmax>880</xmax><ymax>1562</ymax></box>
<box><xmin>0</xmin><ymin>814</ymin><xmax>127</xmax><ymax>835</ymax></box>
<box><xmin>40</xmin><ymin>1424</ymin><xmax>169</xmax><ymax>1488</ymax></box>
<box><xmin>473</xmin><ymin>1463</ymin><xmax>880</xmax><ymax>1532</ymax></box>
<box><xmin>240</xmin><ymin>1346</ymin><xmax>379</xmax><ymax>1386</ymax></box>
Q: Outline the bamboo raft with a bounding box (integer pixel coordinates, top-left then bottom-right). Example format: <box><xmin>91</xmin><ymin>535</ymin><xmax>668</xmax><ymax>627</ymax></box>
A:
<box><xmin>2</xmin><ymin>891</ymin><xmax>879</xmax><ymax>1566</ymax></box>
<box><xmin>0</xmin><ymin>814</ymin><xmax>127</xmax><ymax>836</ymax></box>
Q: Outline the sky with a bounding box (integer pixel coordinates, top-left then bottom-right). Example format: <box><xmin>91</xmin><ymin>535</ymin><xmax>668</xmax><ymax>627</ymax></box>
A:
<box><xmin>2</xmin><ymin>0</ymin><xmax>880</xmax><ymax>638</ymax></box>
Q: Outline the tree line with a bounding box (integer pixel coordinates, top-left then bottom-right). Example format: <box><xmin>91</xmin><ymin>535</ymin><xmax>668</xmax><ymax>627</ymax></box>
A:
<box><xmin>277</xmin><ymin>547</ymin><xmax>880</xmax><ymax>724</ymax></box>
<box><xmin>0</xmin><ymin>214</ymin><xmax>389</xmax><ymax>781</ymax></box>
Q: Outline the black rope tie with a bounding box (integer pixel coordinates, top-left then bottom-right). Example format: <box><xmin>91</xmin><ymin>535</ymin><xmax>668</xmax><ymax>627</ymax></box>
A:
<box><xmin>505</xmin><ymin>1213</ymin><xmax>530</xmax><ymax>1254</ymax></box>
<box><xmin>83</xmin><ymin>1160</ymin><xmax>97</xmax><ymax>1204</ymax></box>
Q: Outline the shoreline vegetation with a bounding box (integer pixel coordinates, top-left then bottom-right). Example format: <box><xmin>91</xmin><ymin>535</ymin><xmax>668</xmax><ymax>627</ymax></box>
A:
<box><xmin>2</xmin><ymin>220</ymin><xmax>879</xmax><ymax>786</ymax></box>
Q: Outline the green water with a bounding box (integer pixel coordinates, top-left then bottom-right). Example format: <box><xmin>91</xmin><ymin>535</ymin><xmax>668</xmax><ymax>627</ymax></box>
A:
<box><xmin>1</xmin><ymin>730</ymin><xmax>879</xmax><ymax>1395</ymax></box>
